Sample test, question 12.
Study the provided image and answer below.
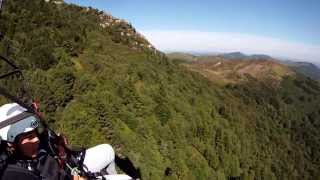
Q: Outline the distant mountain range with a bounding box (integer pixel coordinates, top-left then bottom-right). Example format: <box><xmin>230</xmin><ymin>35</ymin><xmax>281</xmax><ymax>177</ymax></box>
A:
<box><xmin>167</xmin><ymin>51</ymin><xmax>273</xmax><ymax>61</ymax></box>
<box><xmin>218</xmin><ymin>52</ymin><xmax>273</xmax><ymax>60</ymax></box>
<box><xmin>167</xmin><ymin>52</ymin><xmax>320</xmax><ymax>81</ymax></box>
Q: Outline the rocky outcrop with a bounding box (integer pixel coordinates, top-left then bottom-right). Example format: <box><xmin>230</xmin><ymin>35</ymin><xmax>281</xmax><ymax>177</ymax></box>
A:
<box><xmin>44</xmin><ymin>0</ymin><xmax>63</xmax><ymax>5</ymax></box>
<box><xmin>44</xmin><ymin>0</ymin><xmax>160</xmax><ymax>55</ymax></box>
<box><xmin>97</xmin><ymin>11</ymin><xmax>160</xmax><ymax>54</ymax></box>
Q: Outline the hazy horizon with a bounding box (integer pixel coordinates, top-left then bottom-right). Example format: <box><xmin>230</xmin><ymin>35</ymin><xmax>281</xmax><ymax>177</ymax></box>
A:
<box><xmin>66</xmin><ymin>0</ymin><xmax>320</xmax><ymax>63</ymax></box>
<box><xmin>164</xmin><ymin>49</ymin><xmax>320</xmax><ymax>67</ymax></box>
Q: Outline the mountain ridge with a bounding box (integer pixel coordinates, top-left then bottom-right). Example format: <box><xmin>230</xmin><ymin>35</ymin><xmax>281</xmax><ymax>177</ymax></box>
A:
<box><xmin>280</xmin><ymin>60</ymin><xmax>320</xmax><ymax>80</ymax></box>
<box><xmin>183</xmin><ymin>59</ymin><xmax>294</xmax><ymax>85</ymax></box>
<box><xmin>167</xmin><ymin>52</ymin><xmax>320</xmax><ymax>81</ymax></box>
<box><xmin>219</xmin><ymin>52</ymin><xmax>273</xmax><ymax>60</ymax></box>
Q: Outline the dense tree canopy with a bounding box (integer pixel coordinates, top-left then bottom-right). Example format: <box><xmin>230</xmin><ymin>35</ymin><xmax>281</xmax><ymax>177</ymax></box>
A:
<box><xmin>0</xmin><ymin>0</ymin><xmax>320</xmax><ymax>179</ymax></box>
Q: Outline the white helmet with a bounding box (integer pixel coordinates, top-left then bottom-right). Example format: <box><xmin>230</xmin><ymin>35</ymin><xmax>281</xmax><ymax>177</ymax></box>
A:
<box><xmin>0</xmin><ymin>103</ymin><xmax>39</xmax><ymax>142</ymax></box>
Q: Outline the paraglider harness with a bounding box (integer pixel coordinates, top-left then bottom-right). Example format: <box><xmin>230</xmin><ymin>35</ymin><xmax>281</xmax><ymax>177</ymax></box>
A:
<box><xmin>0</xmin><ymin>55</ymin><xmax>90</xmax><ymax>178</ymax></box>
<box><xmin>0</xmin><ymin>55</ymin><xmax>141</xmax><ymax>179</ymax></box>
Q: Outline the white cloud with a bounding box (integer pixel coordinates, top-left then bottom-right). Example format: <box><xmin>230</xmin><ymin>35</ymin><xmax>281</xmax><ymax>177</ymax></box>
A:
<box><xmin>141</xmin><ymin>30</ymin><xmax>320</xmax><ymax>62</ymax></box>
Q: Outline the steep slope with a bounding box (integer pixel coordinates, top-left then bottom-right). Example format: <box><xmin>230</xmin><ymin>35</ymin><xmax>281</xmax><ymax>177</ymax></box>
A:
<box><xmin>1</xmin><ymin>1</ymin><xmax>320</xmax><ymax>180</ymax></box>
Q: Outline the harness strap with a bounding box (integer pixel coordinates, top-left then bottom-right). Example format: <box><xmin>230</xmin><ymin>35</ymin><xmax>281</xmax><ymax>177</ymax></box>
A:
<box><xmin>0</xmin><ymin>55</ymin><xmax>19</xmax><ymax>70</ymax></box>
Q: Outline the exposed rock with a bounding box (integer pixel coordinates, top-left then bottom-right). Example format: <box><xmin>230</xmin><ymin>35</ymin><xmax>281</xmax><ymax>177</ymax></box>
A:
<box><xmin>97</xmin><ymin>11</ymin><xmax>160</xmax><ymax>54</ymax></box>
<box><xmin>44</xmin><ymin>0</ymin><xmax>63</xmax><ymax>4</ymax></box>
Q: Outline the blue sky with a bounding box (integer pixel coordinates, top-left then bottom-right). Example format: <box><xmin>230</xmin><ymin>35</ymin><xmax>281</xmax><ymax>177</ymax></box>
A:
<box><xmin>65</xmin><ymin>0</ymin><xmax>320</xmax><ymax>61</ymax></box>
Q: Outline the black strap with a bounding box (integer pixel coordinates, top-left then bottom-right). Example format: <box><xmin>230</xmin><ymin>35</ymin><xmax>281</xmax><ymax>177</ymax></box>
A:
<box><xmin>0</xmin><ymin>0</ymin><xmax>3</xmax><ymax>11</ymax></box>
<box><xmin>0</xmin><ymin>55</ymin><xmax>19</xmax><ymax>70</ymax></box>
<box><xmin>0</xmin><ymin>55</ymin><xmax>21</xmax><ymax>79</ymax></box>
<box><xmin>0</xmin><ymin>111</ymin><xmax>35</xmax><ymax>129</ymax></box>
<box><xmin>0</xmin><ymin>86</ymin><xmax>36</xmax><ymax>113</ymax></box>
<box><xmin>0</xmin><ymin>69</ymin><xmax>21</xmax><ymax>79</ymax></box>
<box><xmin>115</xmin><ymin>155</ymin><xmax>141</xmax><ymax>179</ymax></box>
<box><xmin>0</xmin><ymin>55</ymin><xmax>37</xmax><ymax>115</ymax></box>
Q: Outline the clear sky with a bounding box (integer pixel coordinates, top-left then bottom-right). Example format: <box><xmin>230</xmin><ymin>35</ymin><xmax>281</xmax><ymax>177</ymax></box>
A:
<box><xmin>65</xmin><ymin>0</ymin><xmax>320</xmax><ymax>62</ymax></box>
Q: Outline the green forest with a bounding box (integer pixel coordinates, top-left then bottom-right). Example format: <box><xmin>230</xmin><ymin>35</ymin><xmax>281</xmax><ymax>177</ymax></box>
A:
<box><xmin>0</xmin><ymin>0</ymin><xmax>320</xmax><ymax>179</ymax></box>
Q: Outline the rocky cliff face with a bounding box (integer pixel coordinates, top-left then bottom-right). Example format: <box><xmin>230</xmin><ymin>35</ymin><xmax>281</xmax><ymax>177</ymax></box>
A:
<box><xmin>44</xmin><ymin>0</ymin><xmax>63</xmax><ymax>4</ymax></box>
<box><xmin>97</xmin><ymin>11</ymin><xmax>160</xmax><ymax>54</ymax></box>
<box><xmin>44</xmin><ymin>0</ymin><xmax>160</xmax><ymax>54</ymax></box>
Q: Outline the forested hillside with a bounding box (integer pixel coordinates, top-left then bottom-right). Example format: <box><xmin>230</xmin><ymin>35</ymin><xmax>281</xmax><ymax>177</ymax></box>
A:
<box><xmin>0</xmin><ymin>0</ymin><xmax>320</xmax><ymax>179</ymax></box>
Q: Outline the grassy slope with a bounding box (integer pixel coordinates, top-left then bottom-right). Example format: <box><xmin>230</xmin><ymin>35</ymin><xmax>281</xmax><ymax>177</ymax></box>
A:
<box><xmin>1</xmin><ymin>1</ymin><xmax>320</xmax><ymax>179</ymax></box>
